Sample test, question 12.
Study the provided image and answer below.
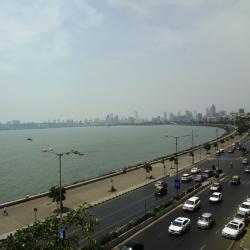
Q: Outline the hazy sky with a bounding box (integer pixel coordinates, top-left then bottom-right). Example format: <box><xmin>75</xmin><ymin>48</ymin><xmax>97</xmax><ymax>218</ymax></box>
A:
<box><xmin>0</xmin><ymin>0</ymin><xmax>249</xmax><ymax>122</ymax></box>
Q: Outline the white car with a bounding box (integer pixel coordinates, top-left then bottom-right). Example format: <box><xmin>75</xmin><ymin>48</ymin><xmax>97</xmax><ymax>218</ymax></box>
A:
<box><xmin>222</xmin><ymin>220</ymin><xmax>245</xmax><ymax>239</ymax></box>
<box><xmin>183</xmin><ymin>196</ymin><xmax>201</xmax><ymax>211</ymax></box>
<box><xmin>210</xmin><ymin>182</ymin><xmax>222</xmax><ymax>191</ymax></box>
<box><xmin>239</xmin><ymin>201</ymin><xmax>250</xmax><ymax>214</ymax></box>
<box><xmin>181</xmin><ymin>173</ymin><xmax>193</xmax><ymax>182</ymax></box>
<box><xmin>190</xmin><ymin>167</ymin><xmax>201</xmax><ymax>174</ymax></box>
<box><xmin>209</xmin><ymin>192</ymin><xmax>222</xmax><ymax>203</ymax></box>
<box><xmin>168</xmin><ymin>217</ymin><xmax>191</xmax><ymax>235</ymax></box>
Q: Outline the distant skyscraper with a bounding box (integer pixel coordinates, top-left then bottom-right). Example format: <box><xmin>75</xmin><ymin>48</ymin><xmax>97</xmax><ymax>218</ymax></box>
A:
<box><xmin>163</xmin><ymin>112</ymin><xmax>167</xmax><ymax>122</ymax></box>
<box><xmin>238</xmin><ymin>108</ymin><xmax>244</xmax><ymax>114</ymax></box>
<box><xmin>134</xmin><ymin>111</ymin><xmax>138</xmax><ymax>120</ymax></box>
<box><xmin>210</xmin><ymin>104</ymin><xmax>216</xmax><ymax>117</ymax></box>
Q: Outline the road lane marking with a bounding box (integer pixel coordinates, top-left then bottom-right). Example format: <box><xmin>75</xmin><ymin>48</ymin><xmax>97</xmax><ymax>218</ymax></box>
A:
<box><xmin>226</xmin><ymin>240</ymin><xmax>234</xmax><ymax>250</ymax></box>
<box><xmin>200</xmin><ymin>244</ymin><xmax>206</xmax><ymax>250</ymax></box>
<box><xmin>215</xmin><ymin>229</ymin><xmax>220</xmax><ymax>234</ymax></box>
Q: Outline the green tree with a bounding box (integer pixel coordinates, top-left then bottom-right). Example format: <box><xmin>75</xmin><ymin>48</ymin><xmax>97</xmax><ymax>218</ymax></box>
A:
<box><xmin>203</xmin><ymin>143</ymin><xmax>211</xmax><ymax>154</ymax></box>
<box><xmin>48</xmin><ymin>186</ymin><xmax>66</xmax><ymax>212</ymax></box>
<box><xmin>143</xmin><ymin>162</ymin><xmax>152</xmax><ymax>179</ymax></box>
<box><xmin>1</xmin><ymin>204</ymin><xmax>99</xmax><ymax>250</ymax></box>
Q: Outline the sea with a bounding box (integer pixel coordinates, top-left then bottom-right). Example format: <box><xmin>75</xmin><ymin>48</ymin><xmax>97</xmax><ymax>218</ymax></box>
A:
<box><xmin>0</xmin><ymin>125</ymin><xmax>224</xmax><ymax>203</ymax></box>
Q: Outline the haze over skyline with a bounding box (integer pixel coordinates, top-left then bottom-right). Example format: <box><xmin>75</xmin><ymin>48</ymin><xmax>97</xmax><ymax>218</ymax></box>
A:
<box><xmin>0</xmin><ymin>0</ymin><xmax>249</xmax><ymax>122</ymax></box>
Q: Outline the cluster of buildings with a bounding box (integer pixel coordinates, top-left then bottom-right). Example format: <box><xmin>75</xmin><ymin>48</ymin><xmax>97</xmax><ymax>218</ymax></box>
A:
<box><xmin>0</xmin><ymin>105</ymin><xmax>249</xmax><ymax>130</ymax></box>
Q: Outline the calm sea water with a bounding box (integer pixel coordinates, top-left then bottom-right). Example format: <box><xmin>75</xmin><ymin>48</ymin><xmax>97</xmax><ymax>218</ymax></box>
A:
<box><xmin>0</xmin><ymin>125</ymin><xmax>224</xmax><ymax>203</ymax></box>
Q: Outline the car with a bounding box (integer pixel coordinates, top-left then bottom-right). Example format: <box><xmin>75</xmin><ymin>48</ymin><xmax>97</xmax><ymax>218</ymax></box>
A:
<box><xmin>245</xmin><ymin>166</ymin><xmax>250</xmax><ymax>173</ymax></box>
<box><xmin>168</xmin><ymin>217</ymin><xmax>191</xmax><ymax>235</ymax></box>
<box><xmin>190</xmin><ymin>167</ymin><xmax>201</xmax><ymax>174</ymax></box>
<box><xmin>215</xmin><ymin>150</ymin><xmax>220</xmax><ymax>156</ymax></box>
<box><xmin>181</xmin><ymin>173</ymin><xmax>193</xmax><ymax>182</ymax></box>
<box><xmin>239</xmin><ymin>201</ymin><xmax>250</xmax><ymax>215</ymax></box>
<box><xmin>183</xmin><ymin>196</ymin><xmax>201</xmax><ymax>211</ymax></box>
<box><xmin>222</xmin><ymin>220</ymin><xmax>245</xmax><ymax>239</ymax></box>
<box><xmin>154</xmin><ymin>185</ymin><xmax>167</xmax><ymax>196</ymax></box>
<box><xmin>194</xmin><ymin>174</ymin><xmax>206</xmax><ymax>183</ymax></box>
<box><xmin>234</xmin><ymin>210</ymin><xmax>249</xmax><ymax>224</ymax></box>
<box><xmin>154</xmin><ymin>180</ymin><xmax>168</xmax><ymax>189</ymax></box>
<box><xmin>120</xmin><ymin>241</ymin><xmax>144</xmax><ymax>250</ymax></box>
<box><xmin>210</xmin><ymin>182</ymin><xmax>222</xmax><ymax>191</ymax></box>
<box><xmin>202</xmin><ymin>169</ymin><xmax>214</xmax><ymax>178</ymax></box>
<box><xmin>242</xmin><ymin>158</ymin><xmax>249</xmax><ymax>165</ymax></box>
<box><xmin>209</xmin><ymin>192</ymin><xmax>222</xmax><ymax>203</ymax></box>
<box><xmin>228</xmin><ymin>148</ymin><xmax>235</xmax><ymax>153</ymax></box>
<box><xmin>231</xmin><ymin>176</ymin><xmax>240</xmax><ymax>185</ymax></box>
<box><xmin>197</xmin><ymin>212</ymin><xmax>214</xmax><ymax>229</ymax></box>
<box><xmin>219</xmin><ymin>148</ymin><xmax>224</xmax><ymax>153</ymax></box>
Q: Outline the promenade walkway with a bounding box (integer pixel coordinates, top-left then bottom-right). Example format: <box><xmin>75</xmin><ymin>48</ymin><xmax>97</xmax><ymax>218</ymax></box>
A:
<box><xmin>0</xmin><ymin>135</ymin><xmax>240</xmax><ymax>239</ymax></box>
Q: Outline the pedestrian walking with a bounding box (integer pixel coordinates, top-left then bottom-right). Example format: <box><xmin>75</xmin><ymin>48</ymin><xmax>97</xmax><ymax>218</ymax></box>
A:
<box><xmin>230</xmin><ymin>161</ymin><xmax>233</xmax><ymax>169</ymax></box>
<box><xmin>3</xmin><ymin>207</ymin><xmax>8</xmax><ymax>216</ymax></box>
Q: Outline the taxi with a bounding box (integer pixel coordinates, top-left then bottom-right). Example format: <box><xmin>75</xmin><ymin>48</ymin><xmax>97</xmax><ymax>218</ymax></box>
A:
<box><xmin>231</xmin><ymin>175</ymin><xmax>240</xmax><ymax>185</ymax></box>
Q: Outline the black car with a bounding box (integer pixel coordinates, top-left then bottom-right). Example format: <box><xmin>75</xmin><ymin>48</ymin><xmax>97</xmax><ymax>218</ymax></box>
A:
<box><xmin>121</xmin><ymin>242</ymin><xmax>144</xmax><ymax>250</ymax></box>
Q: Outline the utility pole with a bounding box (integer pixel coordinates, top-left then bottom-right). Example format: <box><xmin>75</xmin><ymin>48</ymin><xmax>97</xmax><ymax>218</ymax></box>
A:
<box><xmin>165</xmin><ymin>134</ymin><xmax>189</xmax><ymax>197</ymax></box>
<box><xmin>43</xmin><ymin>148</ymin><xmax>84</xmax><ymax>217</ymax></box>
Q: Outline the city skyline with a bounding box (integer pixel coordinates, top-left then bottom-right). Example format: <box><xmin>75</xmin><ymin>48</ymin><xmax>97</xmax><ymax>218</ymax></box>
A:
<box><xmin>0</xmin><ymin>1</ymin><xmax>250</xmax><ymax>121</ymax></box>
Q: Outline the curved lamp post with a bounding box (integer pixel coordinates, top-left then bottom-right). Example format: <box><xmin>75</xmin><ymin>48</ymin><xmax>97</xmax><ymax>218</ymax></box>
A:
<box><xmin>165</xmin><ymin>134</ymin><xmax>189</xmax><ymax>197</ymax></box>
<box><xmin>43</xmin><ymin>148</ymin><xmax>84</xmax><ymax>217</ymax></box>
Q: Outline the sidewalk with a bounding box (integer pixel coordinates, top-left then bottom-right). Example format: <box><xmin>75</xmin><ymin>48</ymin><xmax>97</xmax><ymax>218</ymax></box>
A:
<box><xmin>240</xmin><ymin>226</ymin><xmax>250</xmax><ymax>250</ymax></box>
<box><xmin>0</xmin><ymin>134</ymin><xmax>241</xmax><ymax>239</ymax></box>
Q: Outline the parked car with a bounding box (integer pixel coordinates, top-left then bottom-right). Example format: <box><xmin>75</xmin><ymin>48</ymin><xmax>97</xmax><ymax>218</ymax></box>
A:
<box><xmin>234</xmin><ymin>210</ymin><xmax>249</xmax><ymax>224</ymax></box>
<box><xmin>197</xmin><ymin>212</ymin><xmax>214</xmax><ymax>229</ymax></box>
<box><xmin>194</xmin><ymin>174</ymin><xmax>206</xmax><ymax>183</ymax></box>
<box><xmin>121</xmin><ymin>242</ymin><xmax>144</xmax><ymax>250</ymax></box>
<box><xmin>239</xmin><ymin>201</ymin><xmax>250</xmax><ymax>215</ymax></box>
<box><xmin>209</xmin><ymin>192</ymin><xmax>222</xmax><ymax>203</ymax></box>
<box><xmin>183</xmin><ymin>196</ymin><xmax>201</xmax><ymax>211</ymax></box>
<box><xmin>181</xmin><ymin>173</ymin><xmax>193</xmax><ymax>182</ymax></box>
<box><xmin>168</xmin><ymin>217</ymin><xmax>191</xmax><ymax>235</ymax></box>
<box><xmin>210</xmin><ymin>182</ymin><xmax>222</xmax><ymax>191</ymax></box>
<box><xmin>242</xmin><ymin>158</ymin><xmax>249</xmax><ymax>165</ymax></box>
<box><xmin>231</xmin><ymin>176</ymin><xmax>240</xmax><ymax>185</ymax></box>
<box><xmin>245</xmin><ymin>166</ymin><xmax>250</xmax><ymax>173</ymax></box>
<box><xmin>202</xmin><ymin>169</ymin><xmax>214</xmax><ymax>178</ymax></box>
<box><xmin>222</xmin><ymin>220</ymin><xmax>245</xmax><ymax>239</ymax></box>
<box><xmin>190</xmin><ymin>167</ymin><xmax>201</xmax><ymax>174</ymax></box>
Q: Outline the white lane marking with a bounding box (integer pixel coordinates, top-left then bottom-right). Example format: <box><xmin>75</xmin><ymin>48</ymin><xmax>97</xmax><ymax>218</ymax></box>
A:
<box><xmin>226</xmin><ymin>240</ymin><xmax>234</xmax><ymax>250</ymax></box>
<box><xmin>200</xmin><ymin>244</ymin><xmax>206</xmax><ymax>250</ymax></box>
<box><xmin>215</xmin><ymin>229</ymin><xmax>220</xmax><ymax>234</ymax></box>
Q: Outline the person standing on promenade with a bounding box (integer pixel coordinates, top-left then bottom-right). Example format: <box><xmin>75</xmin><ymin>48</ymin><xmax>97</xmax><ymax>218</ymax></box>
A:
<box><xmin>3</xmin><ymin>207</ymin><xmax>8</xmax><ymax>216</ymax></box>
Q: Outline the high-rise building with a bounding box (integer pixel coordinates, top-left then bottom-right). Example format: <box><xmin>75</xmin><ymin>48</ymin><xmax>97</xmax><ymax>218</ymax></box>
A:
<box><xmin>210</xmin><ymin>104</ymin><xmax>216</xmax><ymax>117</ymax></box>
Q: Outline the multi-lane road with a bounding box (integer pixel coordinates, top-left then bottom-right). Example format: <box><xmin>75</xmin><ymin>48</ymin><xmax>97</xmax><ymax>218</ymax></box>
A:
<box><xmin>119</xmin><ymin>142</ymin><xmax>250</xmax><ymax>250</ymax></box>
<box><xmin>67</xmin><ymin>137</ymin><xmax>250</xmax><ymax>249</ymax></box>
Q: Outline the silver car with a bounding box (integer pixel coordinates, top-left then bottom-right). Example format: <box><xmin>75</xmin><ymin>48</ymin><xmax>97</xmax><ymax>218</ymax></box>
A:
<box><xmin>197</xmin><ymin>212</ymin><xmax>214</xmax><ymax>229</ymax></box>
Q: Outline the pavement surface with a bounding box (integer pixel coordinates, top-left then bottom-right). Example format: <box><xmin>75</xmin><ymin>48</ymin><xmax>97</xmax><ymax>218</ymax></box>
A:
<box><xmin>1</xmin><ymin>133</ymin><xmax>249</xmax><ymax>250</ymax></box>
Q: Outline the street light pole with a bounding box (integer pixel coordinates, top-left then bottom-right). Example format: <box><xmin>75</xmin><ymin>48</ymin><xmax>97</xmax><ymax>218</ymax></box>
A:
<box><xmin>165</xmin><ymin>134</ymin><xmax>189</xmax><ymax>197</ymax></box>
<box><xmin>43</xmin><ymin>148</ymin><xmax>84</xmax><ymax>217</ymax></box>
<box><xmin>216</xmin><ymin>128</ymin><xmax>220</xmax><ymax>171</ymax></box>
